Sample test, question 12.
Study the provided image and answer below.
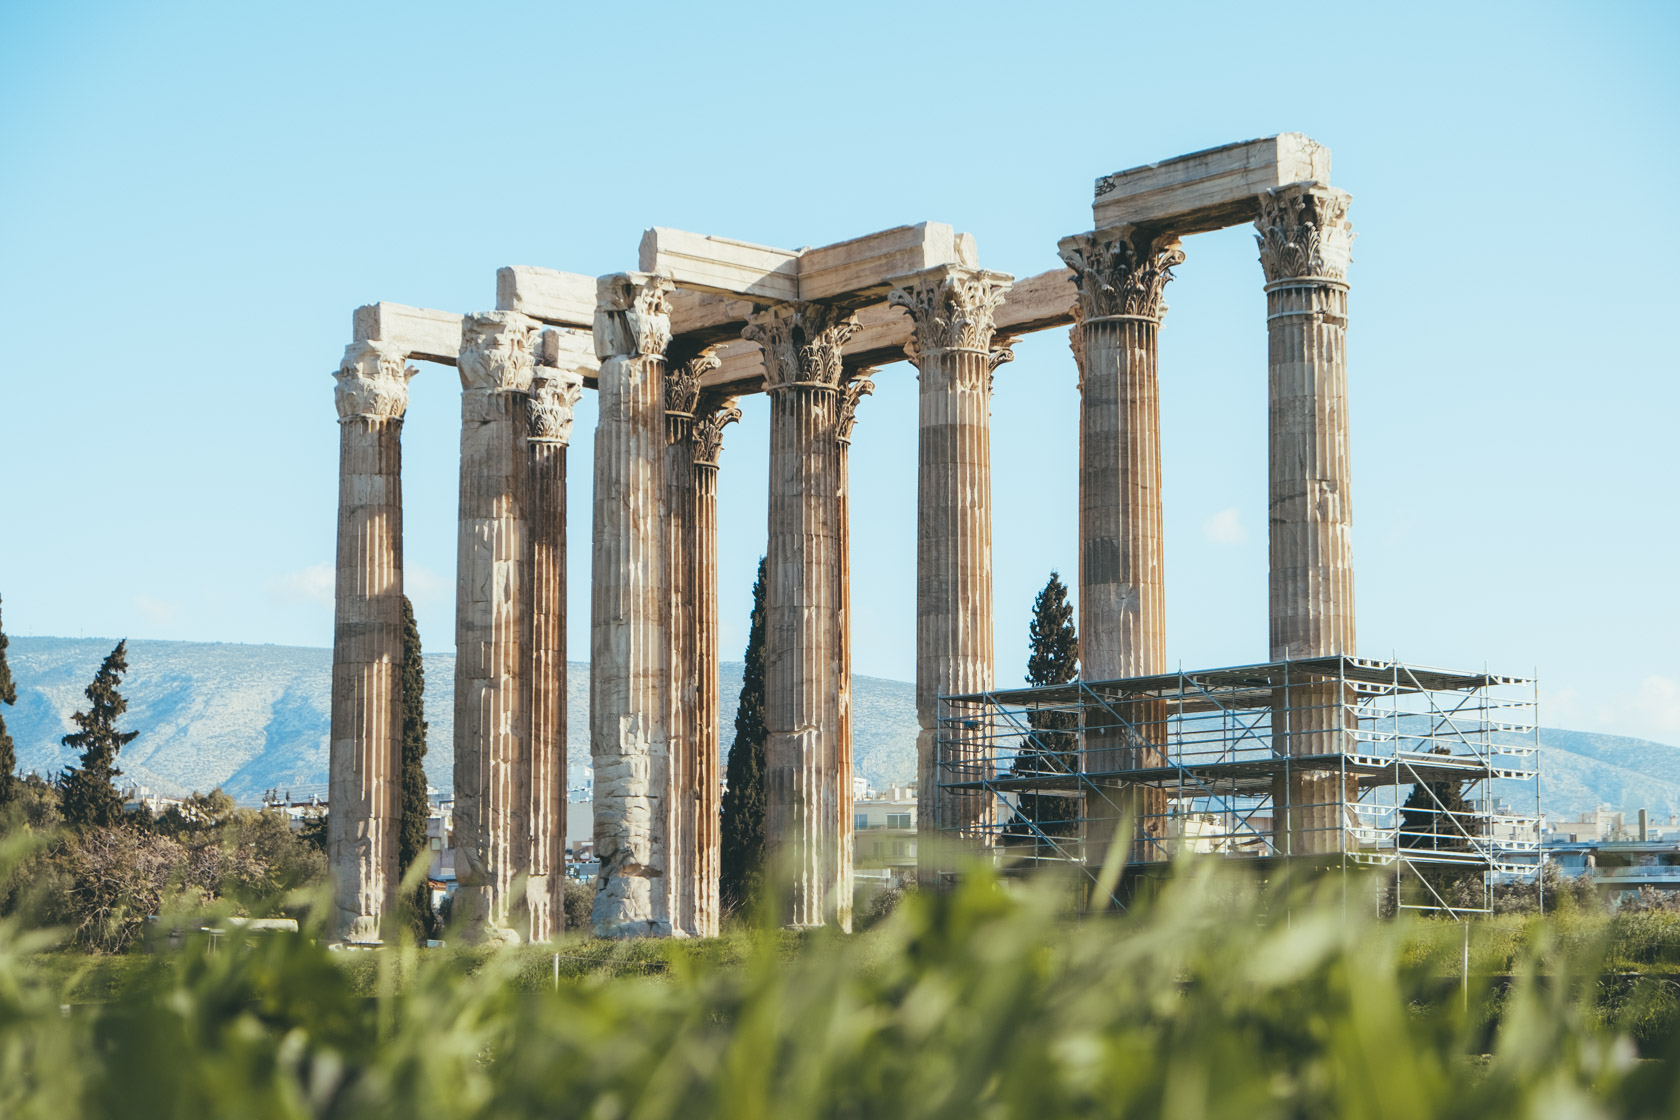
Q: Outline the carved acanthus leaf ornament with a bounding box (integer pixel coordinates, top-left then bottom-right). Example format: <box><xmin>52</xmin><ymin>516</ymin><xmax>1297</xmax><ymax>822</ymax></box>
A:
<box><xmin>594</xmin><ymin>272</ymin><xmax>674</xmax><ymax>362</ymax></box>
<box><xmin>837</xmin><ymin>373</ymin><xmax>874</xmax><ymax>445</ymax></box>
<box><xmin>528</xmin><ymin>367</ymin><xmax>585</xmax><ymax>444</ymax></box>
<box><xmin>887</xmin><ymin>267</ymin><xmax>1012</xmax><ymax>366</ymax></box>
<box><xmin>743</xmin><ymin>302</ymin><xmax>859</xmax><ymax>392</ymax></box>
<box><xmin>336</xmin><ymin>340</ymin><xmax>416</xmax><ymax>422</ymax></box>
<box><xmin>1255</xmin><ymin>184</ymin><xmax>1354</xmax><ymax>283</ymax></box>
<box><xmin>690</xmin><ymin>393</ymin><xmax>742</xmax><ymax>466</ymax></box>
<box><xmin>1058</xmin><ymin>230</ymin><xmax>1185</xmax><ymax>321</ymax></box>
<box><xmin>665</xmin><ymin>351</ymin><xmax>718</xmax><ymax>418</ymax></box>
<box><xmin>459</xmin><ymin>311</ymin><xmax>538</xmax><ymax>393</ymax></box>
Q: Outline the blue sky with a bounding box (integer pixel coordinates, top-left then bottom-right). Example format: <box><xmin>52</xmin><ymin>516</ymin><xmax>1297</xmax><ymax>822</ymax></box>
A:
<box><xmin>1</xmin><ymin>1</ymin><xmax>1676</xmax><ymax>743</ymax></box>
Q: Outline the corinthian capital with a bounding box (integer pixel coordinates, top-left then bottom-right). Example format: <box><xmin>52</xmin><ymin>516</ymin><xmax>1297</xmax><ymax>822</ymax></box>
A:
<box><xmin>335</xmin><ymin>340</ymin><xmax>415</xmax><ymax>422</ymax></box>
<box><xmin>666</xmin><ymin>350</ymin><xmax>719</xmax><ymax>418</ymax></box>
<box><xmin>1255</xmin><ymin>184</ymin><xmax>1354</xmax><ymax>284</ymax></box>
<box><xmin>459</xmin><ymin>311</ymin><xmax>538</xmax><ymax>393</ymax></box>
<box><xmin>691</xmin><ymin>392</ymin><xmax>742</xmax><ymax>466</ymax></box>
<box><xmin>1058</xmin><ymin>228</ymin><xmax>1185</xmax><ymax>321</ymax></box>
<box><xmin>887</xmin><ymin>266</ymin><xmax>1013</xmax><ymax>367</ymax></box>
<box><xmin>528</xmin><ymin>367</ymin><xmax>585</xmax><ymax>445</ymax></box>
<box><xmin>742</xmin><ymin>302</ymin><xmax>859</xmax><ymax>393</ymax></box>
<box><xmin>594</xmin><ymin>272</ymin><xmax>674</xmax><ymax>362</ymax></box>
<box><xmin>837</xmin><ymin>372</ymin><xmax>874</xmax><ymax>445</ymax></box>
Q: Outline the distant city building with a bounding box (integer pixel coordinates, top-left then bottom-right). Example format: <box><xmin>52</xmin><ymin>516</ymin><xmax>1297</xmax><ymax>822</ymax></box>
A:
<box><xmin>1545</xmin><ymin>806</ymin><xmax>1679</xmax><ymax>845</ymax></box>
<box><xmin>855</xmin><ymin>783</ymin><xmax>917</xmax><ymax>887</ymax></box>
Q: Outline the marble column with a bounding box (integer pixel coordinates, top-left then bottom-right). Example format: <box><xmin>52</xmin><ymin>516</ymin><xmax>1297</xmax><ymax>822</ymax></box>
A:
<box><xmin>1058</xmin><ymin>228</ymin><xmax>1184</xmax><ymax>869</ymax></box>
<box><xmin>591</xmin><ymin>272</ymin><xmax>675</xmax><ymax>938</ymax></box>
<box><xmin>888</xmin><ymin>268</ymin><xmax>1012</xmax><ymax>884</ymax></box>
<box><xmin>688</xmin><ymin>391</ymin><xmax>741</xmax><ymax>940</ymax></box>
<box><xmin>452</xmin><ymin>311</ymin><xmax>538</xmax><ymax>943</ymax></box>
<box><xmin>524</xmin><ymin>361</ymin><xmax>584</xmax><ymax>941</ymax></box>
<box><xmin>328</xmin><ymin>340</ymin><xmax>414</xmax><ymax>943</ymax></box>
<box><xmin>1256</xmin><ymin>183</ymin><xmax>1356</xmax><ymax>854</ymax></box>
<box><xmin>661</xmin><ymin>351</ymin><xmax>711</xmax><ymax>938</ymax></box>
<box><xmin>743</xmin><ymin>302</ymin><xmax>858</xmax><ymax>930</ymax></box>
<box><xmin>835</xmin><ymin>372</ymin><xmax>871</xmax><ymax>912</ymax></box>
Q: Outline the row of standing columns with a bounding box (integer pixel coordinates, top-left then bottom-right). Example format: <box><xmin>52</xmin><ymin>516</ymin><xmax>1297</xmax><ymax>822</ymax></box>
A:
<box><xmin>326</xmin><ymin>180</ymin><xmax>1356</xmax><ymax>940</ymax></box>
<box><xmin>1059</xmin><ymin>182</ymin><xmax>1356</xmax><ymax>860</ymax></box>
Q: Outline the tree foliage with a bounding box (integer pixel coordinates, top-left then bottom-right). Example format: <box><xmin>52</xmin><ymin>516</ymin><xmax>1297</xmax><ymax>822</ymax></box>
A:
<box><xmin>2</xmin><ymin>861</ymin><xmax>1680</xmax><ymax>1116</ymax></box>
<box><xmin>58</xmin><ymin>641</ymin><xmax>138</xmax><ymax>830</ymax></box>
<box><xmin>1008</xmin><ymin>572</ymin><xmax>1081</xmax><ymax>846</ymax></box>
<box><xmin>0</xmin><ymin>595</ymin><xmax>16</xmax><ymax>807</ymax></box>
<box><xmin>720</xmin><ymin>557</ymin><xmax>768</xmax><ymax>916</ymax></box>
<box><xmin>398</xmin><ymin>597</ymin><xmax>432</xmax><ymax>934</ymax></box>
<box><xmin>1398</xmin><ymin>747</ymin><xmax>1473</xmax><ymax>909</ymax></box>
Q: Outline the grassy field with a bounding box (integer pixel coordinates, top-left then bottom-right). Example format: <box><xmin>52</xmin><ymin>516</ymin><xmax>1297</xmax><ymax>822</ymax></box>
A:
<box><xmin>5</xmin><ymin>861</ymin><xmax>1680</xmax><ymax>1118</ymax></box>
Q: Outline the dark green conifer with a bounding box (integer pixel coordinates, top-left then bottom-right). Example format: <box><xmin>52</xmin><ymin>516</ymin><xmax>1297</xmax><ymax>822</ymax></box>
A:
<box><xmin>719</xmin><ymin>558</ymin><xmax>769</xmax><ymax>915</ymax></box>
<box><xmin>0</xmin><ymin>596</ymin><xmax>17</xmax><ymax>807</ymax></box>
<box><xmin>1400</xmin><ymin>747</ymin><xmax>1471</xmax><ymax>907</ymax></box>
<box><xmin>398</xmin><ymin>596</ymin><xmax>430</xmax><ymax>876</ymax></box>
<box><xmin>58</xmin><ymin>640</ymin><xmax>138</xmax><ymax>829</ymax></box>
<box><xmin>398</xmin><ymin>597</ymin><xmax>432</xmax><ymax>934</ymax></box>
<box><xmin>1009</xmin><ymin>572</ymin><xmax>1081</xmax><ymax>846</ymax></box>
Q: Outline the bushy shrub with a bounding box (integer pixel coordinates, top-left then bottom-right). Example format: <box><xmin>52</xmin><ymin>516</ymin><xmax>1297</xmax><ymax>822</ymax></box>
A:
<box><xmin>51</xmin><ymin>825</ymin><xmax>197</xmax><ymax>952</ymax></box>
<box><xmin>562</xmin><ymin>877</ymin><xmax>593</xmax><ymax>935</ymax></box>
<box><xmin>1</xmin><ymin>852</ymin><xmax>1677</xmax><ymax>1118</ymax></box>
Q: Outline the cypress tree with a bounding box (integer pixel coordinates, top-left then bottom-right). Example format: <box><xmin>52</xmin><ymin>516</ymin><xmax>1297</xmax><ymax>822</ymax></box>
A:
<box><xmin>0</xmin><ymin>596</ymin><xmax>17</xmax><ymax>807</ymax></box>
<box><xmin>59</xmin><ymin>640</ymin><xmax>138</xmax><ymax>829</ymax></box>
<box><xmin>1400</xmin><ymin>746</ymin><xmax>1470</xmax><ymax>906</ymax></box>
<box><xmin>719</xmin><ymin>557</ymin><xmax>769</xmax><ymax>915</ymax></box>
<box><xmin>397</xmin><ymin>597</ymin><xmax>430</xmax><ymax>873</ymax></box>
<box><xmin>1009</xmin><ymin>572</ymin><xmax>1081</xmax><ymax>845</ymax></box>
<box><xmin>397</xmin><ymin>597</ymin><xmax>432</xmax><ymax>927</ymax></box>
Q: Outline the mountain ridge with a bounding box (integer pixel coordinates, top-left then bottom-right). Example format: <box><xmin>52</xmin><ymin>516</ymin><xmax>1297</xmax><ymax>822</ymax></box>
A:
<box><xmin>4</xmin><ymin>636</ymin><xmax>1674</xmax><ymax>821</ymax></box>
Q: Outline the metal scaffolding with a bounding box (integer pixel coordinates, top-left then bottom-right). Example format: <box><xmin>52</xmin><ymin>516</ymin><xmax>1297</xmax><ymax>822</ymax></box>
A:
<box><xmin>936</xmin><ymin>656</ymin><xmax>1542</xmax><ymax>916</ymax></box>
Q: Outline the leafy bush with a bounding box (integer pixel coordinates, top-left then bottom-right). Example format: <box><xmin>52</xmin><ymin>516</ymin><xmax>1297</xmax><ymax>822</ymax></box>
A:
<box><xmin>562</xmin><ymin>877</ymin><xmax>593</xmax><ymax>934</ymax></box>
<box><xmin>0</xmin><ymin>848</ymin><xmax>1678</xmax><ymax>1118</ymax></box>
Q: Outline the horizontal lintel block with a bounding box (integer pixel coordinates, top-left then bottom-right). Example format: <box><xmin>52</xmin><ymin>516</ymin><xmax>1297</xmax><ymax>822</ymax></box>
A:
<box><xmin>352</xmin><ymin>302</ymin><xmax>464</xmax><ymax>366</ymax></box>
<box><xmin>796</xmin><ymin>222</ymin><xmax>974</xmax><ymax>302</ymax></box>
<box><xmin>496</xmin><ymin>266</ymin><xmax>596</xmax><ymax>328</ymax></box>
<box><xmin>537</xmin><ymin>327</ymin><xmax>600</xmax><ymax>378</ymax></box>
<box><xmin>640</xmin><ymin>227</ymin><xmax>799</xmax><ymax>302</ymax></box>
<box><xmin>1093</xmin><ymin>133</ymin><xmax>1333</xmax><ymax>235</ymax></box>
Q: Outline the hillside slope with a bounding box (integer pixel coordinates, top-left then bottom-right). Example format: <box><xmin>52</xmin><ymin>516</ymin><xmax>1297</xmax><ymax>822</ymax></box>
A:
<box><xmin>3</xmin><ymin>636</ymin><xmax>1670</xmax><ymax>819</ymax></box>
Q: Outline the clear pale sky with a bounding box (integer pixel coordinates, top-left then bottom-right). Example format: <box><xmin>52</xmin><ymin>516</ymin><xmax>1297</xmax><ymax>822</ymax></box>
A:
<box><xmin>1</xmin><ymin>1</ymin><xmax>1676</xmax><ymax>743</ymax></box>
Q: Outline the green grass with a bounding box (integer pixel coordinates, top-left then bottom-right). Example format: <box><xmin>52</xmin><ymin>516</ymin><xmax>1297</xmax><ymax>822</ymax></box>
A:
<box><xmin>3</xmin><ymin>861</ymin><xmax>1680</xmax><ymax>1118</ymax></box>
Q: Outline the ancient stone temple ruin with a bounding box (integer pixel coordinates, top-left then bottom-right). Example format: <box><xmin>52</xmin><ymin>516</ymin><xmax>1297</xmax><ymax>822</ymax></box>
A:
<box><xmin>327</xmin><ymin>134</ymin><xmax>1382</xmax><ymax>941</ymax></box>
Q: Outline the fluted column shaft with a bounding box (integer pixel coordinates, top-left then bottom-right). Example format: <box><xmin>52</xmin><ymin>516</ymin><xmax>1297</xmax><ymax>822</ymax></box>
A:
<box><xmin>524</xmin><ymin>363</ymin><xmax>583</xmax><ymax>941</ymax></box>
<box><xmin>591</xmin><ymin>273</ymin><xmax>675</xmax><ymax>938</ymax></box>
<box><xmin>745</xmin><ymin>303</ymin><xmax>858</xmax><ymax>930</ymax></box>
<box><xmin>688</xmin><ymin>393</ymin><xmax>740</xmax><ymax>940</ymax></box>
<box><xmin>889</xmin><ymin>268</ymin><xmax>1011</xmax><ymax>883</ymax></box>
<box><xmin>662</xmin><ymin>360</ymin><xmax>699</xmax><ymax>938</ymax></box>
<box><xmin>328</xmin><ymin>341</ymin><xmax>413</xmax><ymax>943</ymax></box>
<box><xmin>1060</xmin><ymin>230</ymin><xmax>1184</xmax><ymax>869</ymax></box>
<box><xmin>452</xmin><ymin>311</ymin><xmax>538</xmax><ymax>943</ymax></box>
<box><xmin>1257</xmin><ymin>183</ymin><xmax>1356</xmax><ymax>855</ymax></box>
<box><xmin>834</xmin><ymin>376</ymin><xmax>870</xmax><ymax>910</ymax></box>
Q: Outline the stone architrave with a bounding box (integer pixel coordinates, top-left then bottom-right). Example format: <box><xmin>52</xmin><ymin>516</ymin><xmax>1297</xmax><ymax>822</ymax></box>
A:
<box><xmin>452</xmin><ymin>310</ymin><xmax>538</xmax><ymax>944</ymax></box>
<box><xmin>1255</xmin><ymin>183</ymin><xmax>1356</xmax><ymax>855</ymax></box>
<box><xmin>1058</xmin><ymin>228</ymin><xmax>1184</xmax><ymax>870</ymax></box>
<box><xmin>661</xmin><ymin>350</ymin><xmax>712</xmax><ymax>938</ymax></box>
<box><xmin>687</xmin><ymin>389</ymin><xmax>741</xmax><ymax>939</ymax></box>
<box><xmin>590</xmin><ymin>272</ymin><xmax>676</xmax><ymax>938</ymax></box>
<box><xmin>524</xmin><ymin>361</ymin><xmax>585</xmax><ymax>942</ymax></box>
<box><xmin>328</xmin><ymin>340</ymin><xmax>414</xmax><ymax>943</ymax></box>
<box><xmin>743</xmin><ymin>302</ymin><xmax>859</xmax><ymax>930</ymax></box>
<box><xmin>887</xmin><ymin>267</ymin><xmax>1013</xmax><ymax>884</ymax></box>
